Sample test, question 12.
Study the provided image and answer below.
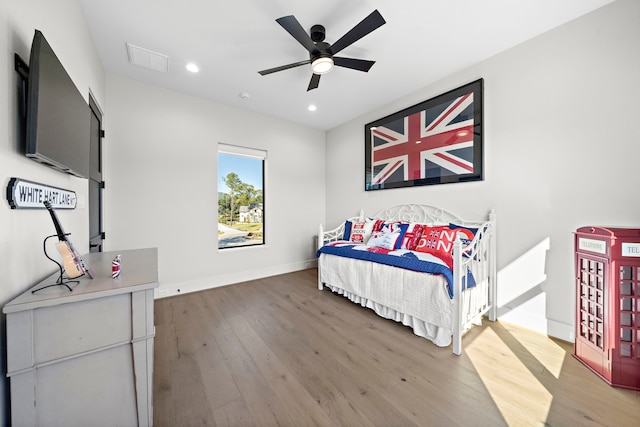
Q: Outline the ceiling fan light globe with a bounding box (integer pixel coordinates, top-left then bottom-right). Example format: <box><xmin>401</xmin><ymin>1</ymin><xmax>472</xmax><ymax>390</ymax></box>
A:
<box><xmin>311</xmin><ymin>57</ymin><xmax>334</xmax><ymax>74</ymax></box>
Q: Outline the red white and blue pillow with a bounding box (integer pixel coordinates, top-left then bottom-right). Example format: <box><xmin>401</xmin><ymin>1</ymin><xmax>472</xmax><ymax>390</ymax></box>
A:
<box><xmin>414</xmin><ymin>223</ymin><xmax>477</xmax><ymax>268</ymax></box>
<box><xmin>342</xmin><ymin>218</ymin><xmax>375</xmax><ymax>244</ymax></box>
<box><xmin>400</xmin><ymin>223</ymin><xmax>426</xmax><ymax>251</ymax></box>
<box><xmin>366</xmin><ymin>221</ymin><xmax>409</xmax><ymax>250</ymax></box>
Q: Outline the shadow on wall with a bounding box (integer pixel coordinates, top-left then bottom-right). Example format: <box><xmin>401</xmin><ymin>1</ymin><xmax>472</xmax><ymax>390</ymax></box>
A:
<box><xmin>497</xmin><ymin>238</ymin><xmax>551</xmax><ymax>332</ymax></box>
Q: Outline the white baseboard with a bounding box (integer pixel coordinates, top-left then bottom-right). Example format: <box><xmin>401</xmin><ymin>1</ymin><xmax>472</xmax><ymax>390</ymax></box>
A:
<box><xmin>547</xmin><ymin>319</ymin><xmax>575</xmax><ymax>343</ymax></box>
<box><xmin>154</xmin><ymin>259</ymin><xmax>318</xmax><ymax>299</ymax></box>
<box><xmin>498</xmin><ymin>309</ymin><xmax>575</xmax><ymax>343</ymax></box>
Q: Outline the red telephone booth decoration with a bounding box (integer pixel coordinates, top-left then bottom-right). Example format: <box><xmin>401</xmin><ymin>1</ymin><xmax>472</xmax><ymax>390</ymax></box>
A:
<box><xmin>574</xmin><ymin>226</ymin><xmax>640</xmax><ymax>390</ymax></box>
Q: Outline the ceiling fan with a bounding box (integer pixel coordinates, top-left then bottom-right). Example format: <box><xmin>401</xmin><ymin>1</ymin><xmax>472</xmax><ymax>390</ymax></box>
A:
<box><xmin>258</xmin><ymin>10</ymin><xmax>386</xmax><ymax>91</ymax></box>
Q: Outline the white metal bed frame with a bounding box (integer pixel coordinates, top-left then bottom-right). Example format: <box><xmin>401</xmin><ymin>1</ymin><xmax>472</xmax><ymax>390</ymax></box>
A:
<box><xmin>317</xmin><ymin>204</ymin><xmax>497</xmax><ymax>355</ymax></box>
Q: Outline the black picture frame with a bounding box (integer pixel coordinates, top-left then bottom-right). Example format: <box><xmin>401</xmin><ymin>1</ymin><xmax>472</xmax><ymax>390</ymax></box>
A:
<box><xmin>365</xmin><ymin>78</ymin><xmax>483</xmax><ymax>191</ymax></box>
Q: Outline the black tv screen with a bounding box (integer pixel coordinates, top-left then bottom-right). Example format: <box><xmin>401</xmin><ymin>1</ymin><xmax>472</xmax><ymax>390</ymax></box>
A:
<box><xmin>25</xmin><ymin>30</ymin><xmax>90</xmax><ymax>178</ymax></box>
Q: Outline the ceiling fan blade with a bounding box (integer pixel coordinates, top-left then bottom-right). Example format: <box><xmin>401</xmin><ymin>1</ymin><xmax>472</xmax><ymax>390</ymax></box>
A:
<box><xmin>307</xmin><ymin>74</ymin><xmax>321</xmax><ymax>91</ymax></box>
<box><xmin>258</xmin><ymin>59</ymin><xmax>311</xmax><ymax>75</ymax></box>
<box><xmin>333</xmin><ymin>57</ymin><xmax>376</xmax><ymax>72</ymax></box>
<box><xmin>276</xmin><ymin>15</ymin><xmax>319</xmax><ymax>53</ymax></box>
<box><xmin>330</xmin><ymin>10</ymin><xmax>386</xmax><ymax>55</ymax></box>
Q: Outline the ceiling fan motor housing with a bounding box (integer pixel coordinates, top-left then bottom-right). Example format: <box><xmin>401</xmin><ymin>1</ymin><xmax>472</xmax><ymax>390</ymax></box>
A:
<box><xmin>310</xmin><ymin>41</ymin><xmax>332</xmax><ymax>62</ymax></box>
<box><xmin>310</xmin><ymin>24</ymin><xmax>326</xmax><ymax>42</ymax></box>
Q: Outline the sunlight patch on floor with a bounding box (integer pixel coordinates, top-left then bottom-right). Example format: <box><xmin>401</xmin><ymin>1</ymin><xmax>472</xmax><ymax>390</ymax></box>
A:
<box><xmin>466</xmin><ymin>327</ymin><xmax>552</xmax><ymax>426</ymax></box>
<box><xmin>509</xmin><ymin>327</ymin><xmax>567</xmax><ymax>378</ymax></box>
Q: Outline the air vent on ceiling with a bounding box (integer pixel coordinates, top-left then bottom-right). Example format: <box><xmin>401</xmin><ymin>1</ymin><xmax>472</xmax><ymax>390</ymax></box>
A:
<box><xmin>126</xmin><ymin>43</ymin><xmax>169</xmax><ymax>73</ymax></box>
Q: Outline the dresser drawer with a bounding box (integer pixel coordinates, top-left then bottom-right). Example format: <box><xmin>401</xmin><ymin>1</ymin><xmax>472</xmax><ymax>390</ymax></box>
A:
<box><xmin>31</xmin><ymin>293</ymin><xmax>132</xmax><ymax>365</ymax></box>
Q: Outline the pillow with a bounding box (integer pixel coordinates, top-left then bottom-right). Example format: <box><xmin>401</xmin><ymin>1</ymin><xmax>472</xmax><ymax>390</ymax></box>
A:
<box><xmin>415</xmin><ymin>224</ymin><xmax>478</xmax><ymax>267</ymax></box>
<box><xmin>379</xmin><ymin>221</ymin><xmax>409</xmax><ymax>249</ymax></box>
<box><xmin>415</xmin><ymin>225</ymin><xmax>455</xmax><ymax>255</ymax></box>
<box><xmin>365</xmin><ymin>221</ymin><xmax>409</xmax><ymax>250</ymax></box>
<box><xmin>366</xmin><ymin>231</ymin><xmax>402</xmax><ymax>250</ymax></box>
<box><xmin>448</xmin><ymin>223</ymin><xmax>478</xmax><ymax>247</ymax></box>
<box><xmin>414</xmin><ymin>226</ymin><xmax>452</xmax><ymax>268</ymax></box>
<box><xmin>400</xmin><ymin>223</ymin><xmax>426</xmax><ymax>251</ymax></box>
<box><xmin>342</xmin><ymin>219</ymin><xmax>375</xmax><ymax>244</ymax></box>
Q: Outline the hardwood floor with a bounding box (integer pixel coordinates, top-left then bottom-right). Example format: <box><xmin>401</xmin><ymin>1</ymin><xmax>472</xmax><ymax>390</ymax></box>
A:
<box><xmin>153</xmin><ymin>269</ymin><xmax>639</xmax><ymax>426</ymax></box>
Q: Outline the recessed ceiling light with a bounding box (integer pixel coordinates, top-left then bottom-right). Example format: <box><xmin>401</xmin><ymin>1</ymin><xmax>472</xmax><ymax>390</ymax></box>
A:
<box><xmin>185</xmin><ymin>63</ymin><xmax>199</xmax><ymax>73</ymax></box>
<box><xmin>308</xmin><ymin>105</ymin><xmax>317</xmax><ymax>111</ymax></box>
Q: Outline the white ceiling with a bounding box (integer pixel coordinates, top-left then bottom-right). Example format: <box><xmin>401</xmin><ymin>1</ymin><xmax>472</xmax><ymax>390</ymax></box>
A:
<box><xmin>79</xmin><ymin>0</ymin><xmax>613</xmax><ymax>131</ymax></box>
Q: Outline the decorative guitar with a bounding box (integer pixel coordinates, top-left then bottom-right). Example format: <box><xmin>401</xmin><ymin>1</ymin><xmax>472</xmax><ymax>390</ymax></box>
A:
<box><xmin>43</xmin><ymin>201</ymin><xmax>94</xmax><ymax>279</ymax></box>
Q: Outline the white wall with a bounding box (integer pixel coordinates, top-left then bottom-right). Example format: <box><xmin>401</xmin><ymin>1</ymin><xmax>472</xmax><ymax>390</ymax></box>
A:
<box><xmin>0</xmin><ymin>0</ymin><xmax>105</xmax><ymax>423</ymax></box>
<box><xmin>103</xmin><ymin>75</ymin><xmax>326</xmax><ymax>297</ymax></box>
<box><xmin>325</xmin><ymin>0</ymin><xmax>640</xmax><ymax>341</ymax></box>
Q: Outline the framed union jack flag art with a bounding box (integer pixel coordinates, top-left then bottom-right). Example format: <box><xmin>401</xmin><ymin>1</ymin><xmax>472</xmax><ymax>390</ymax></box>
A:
<box><xmin>365</xmin><ymin>79</ymin><xmax>483</xmax><ymax>191</ymax></box>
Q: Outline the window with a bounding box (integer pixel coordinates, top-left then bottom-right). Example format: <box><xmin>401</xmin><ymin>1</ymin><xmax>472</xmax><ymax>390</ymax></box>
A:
<box><xmin>217</xmin><ymin>143</ymin><xmax>265</xmax><ymax>249</ymax></box>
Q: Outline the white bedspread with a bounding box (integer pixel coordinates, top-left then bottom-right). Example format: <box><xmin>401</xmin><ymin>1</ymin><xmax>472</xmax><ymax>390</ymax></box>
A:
<box><xmin>318</xmin><ymin>253</ymin><xmax>453</xmax><ymax>347</ymax></box>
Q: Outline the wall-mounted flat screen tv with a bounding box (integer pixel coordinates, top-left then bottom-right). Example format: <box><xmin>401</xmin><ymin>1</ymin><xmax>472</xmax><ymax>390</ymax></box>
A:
<box><xmin>25</xmin><ymin>30</ymin><xmax>90</xmax><ymax>179</ymax></box>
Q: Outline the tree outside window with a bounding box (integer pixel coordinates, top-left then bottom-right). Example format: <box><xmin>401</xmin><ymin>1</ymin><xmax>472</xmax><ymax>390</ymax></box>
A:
<box><xmin>217</xmin><ymin>144</ymin><xmax>265</xmax><ymax>249</ymax></box>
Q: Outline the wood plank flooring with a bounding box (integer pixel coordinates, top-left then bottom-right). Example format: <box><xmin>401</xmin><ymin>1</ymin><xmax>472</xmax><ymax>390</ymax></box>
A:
<box><xmin>153</xmin><ymin>268</ymin><xmax>639</xmax><ymax>426</ymax></box>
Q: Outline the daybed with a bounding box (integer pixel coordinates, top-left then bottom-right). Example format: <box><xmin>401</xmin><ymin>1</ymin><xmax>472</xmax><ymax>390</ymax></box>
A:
<box><xmin>317</xmin><ymin>203</ymin><xmax>497</xmax><ymax>355</ymax></box>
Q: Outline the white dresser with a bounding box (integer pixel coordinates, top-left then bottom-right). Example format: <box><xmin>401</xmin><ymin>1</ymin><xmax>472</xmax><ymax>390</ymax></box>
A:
<box><xmin>3</xmin><ymin>248</ymin><xmax>158</xmax><ymax>427</ymax></box>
